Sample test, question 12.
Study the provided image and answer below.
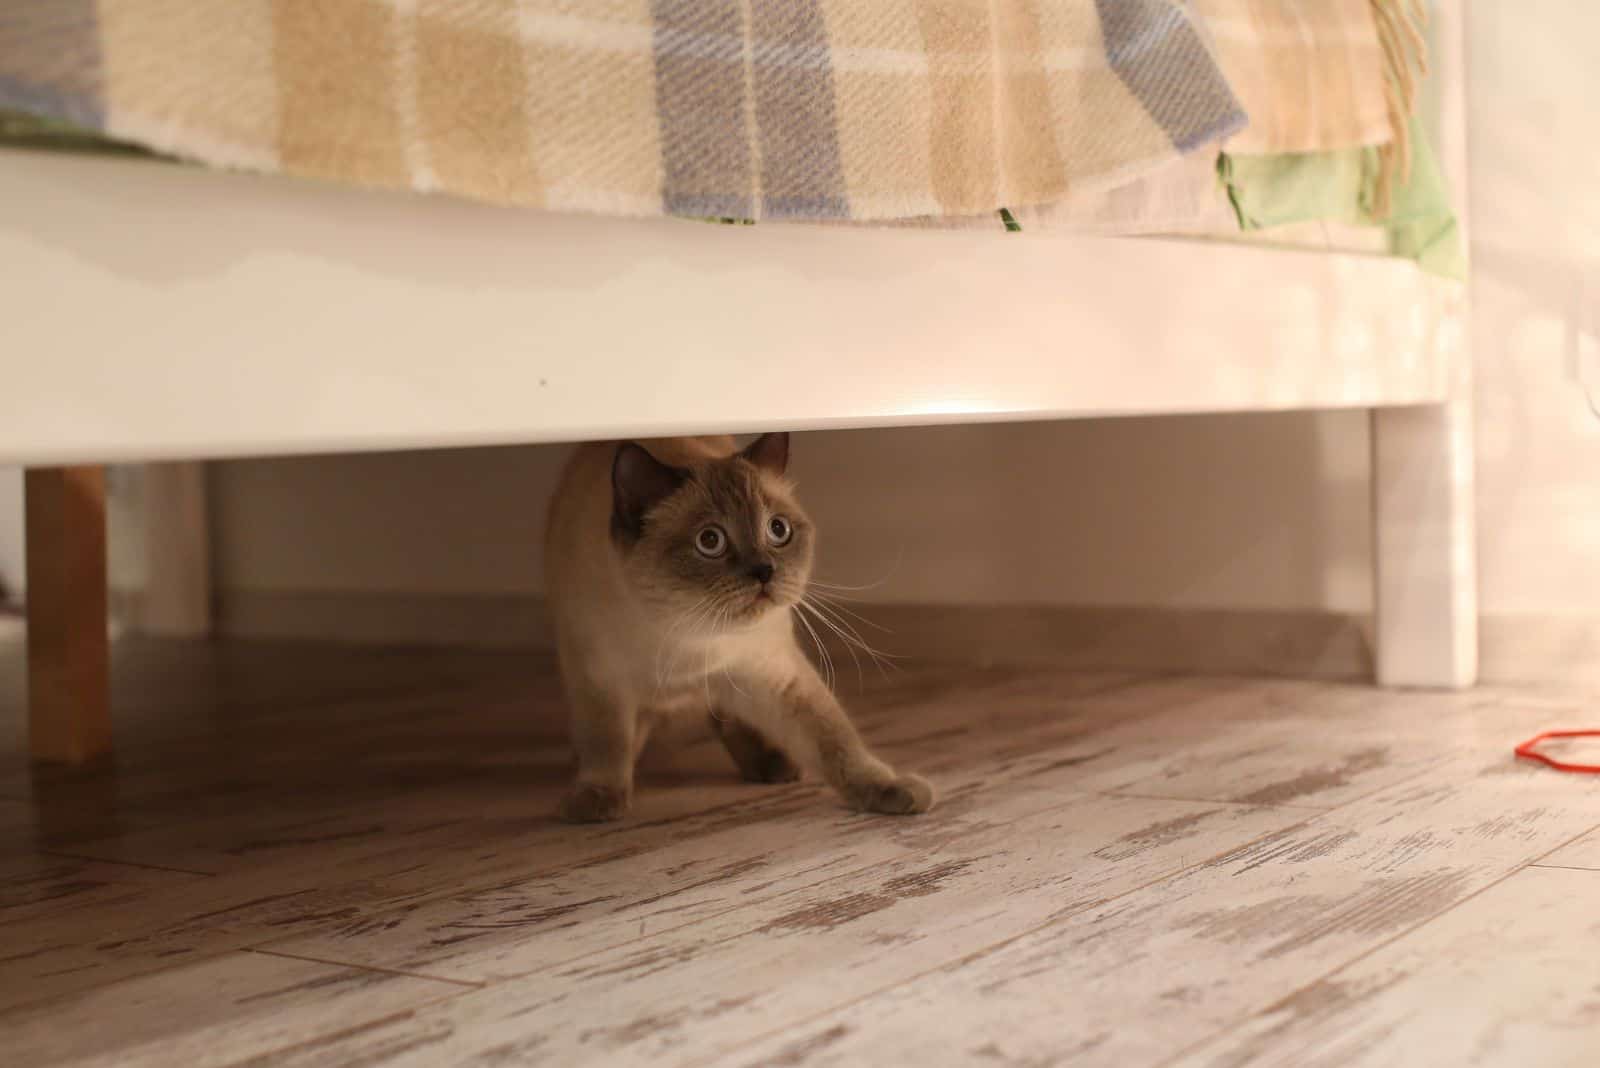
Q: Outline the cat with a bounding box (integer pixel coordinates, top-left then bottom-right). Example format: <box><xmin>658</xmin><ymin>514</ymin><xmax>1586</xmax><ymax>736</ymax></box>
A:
<box><xmin>542</xmin><ymin>432</ymin><xmax>935</xmax><ymax>823</ymax></box>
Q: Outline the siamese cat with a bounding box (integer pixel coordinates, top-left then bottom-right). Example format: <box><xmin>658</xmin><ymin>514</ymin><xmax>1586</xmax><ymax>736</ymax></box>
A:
<box><xmin>543</xmin><ymin>434</ymin><xmax>933</xmax><ymax>822</ymax></box>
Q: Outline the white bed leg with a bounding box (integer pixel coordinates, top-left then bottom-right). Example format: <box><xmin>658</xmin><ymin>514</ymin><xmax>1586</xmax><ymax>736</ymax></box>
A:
<box><xmin>140</xmin><ymin>462</ymin><xmax>213</xmax><ymax>638</ymax></box>
<box><xmin>1372</xmin><ymin>0</ymin><xmax>1477</xmax><ymax>690</ymax></box>
<box><xmin>1371</xmin><ymin>386</ymin><xmax>1477</xmax><ymax>689</ymax></box>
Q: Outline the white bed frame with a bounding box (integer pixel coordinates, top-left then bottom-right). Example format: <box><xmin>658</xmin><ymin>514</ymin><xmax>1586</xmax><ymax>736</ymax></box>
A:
<box><xmin>0</xmin><ymin>10</ymin><xmax>1474</xmax><ymax>762</ymax></box>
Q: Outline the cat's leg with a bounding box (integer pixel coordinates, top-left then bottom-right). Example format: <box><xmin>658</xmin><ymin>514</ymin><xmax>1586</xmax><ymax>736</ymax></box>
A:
<box><xmin>732</xmin><ymin>658</ymin><xmax>933</xmax><ymax>815</ymax></box>
<box><xmin>710</xmin><ymin>713</ymin><xmax>802</xmax><ymax>784</ymax></box>
<box><xmin>559</xmin><ymin>683</ymin><xmax>639</xmax><ymax>823</ymax></box>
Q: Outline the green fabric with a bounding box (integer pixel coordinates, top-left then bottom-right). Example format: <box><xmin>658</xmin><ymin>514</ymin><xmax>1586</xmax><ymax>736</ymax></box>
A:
<box><xmin>1219</xmin><ymin>116</ymin><xmax>1464</xmax><ymax>280</ymax></box>
<box><xmin>0</xmin><ymin>108</ymin><xmax>153</xmax><ymax>158</ymax></box>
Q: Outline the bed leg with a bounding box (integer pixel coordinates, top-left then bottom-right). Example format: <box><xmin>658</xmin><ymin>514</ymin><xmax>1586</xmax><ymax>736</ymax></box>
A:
<box><xmin>25</xmin><ymin>466</ymin><xmax>112</xmax><ymax>763</ymax></box>
<box><xmin>1371</xmin><ymin>389</ymin><xmax>1477</xmax><ymax>689</ymax></box>
<box><xmin>1371</xmin><ymin>0</ymin><xmax>1476</xmax><ymax>690</ymax></box>
<box><xmin>141</xmin><ymin>462</ymin><xmax>213</xmax><ymax>638</ymax></box>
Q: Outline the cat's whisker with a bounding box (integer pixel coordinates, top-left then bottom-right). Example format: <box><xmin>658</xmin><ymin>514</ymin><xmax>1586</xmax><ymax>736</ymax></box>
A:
<box><xmin>656</xmin><ymin>595</ymin><xmax>719</xmax><ymax>693</ymax></box>
<box><xmin>805</xmin><ymin>598</ymin><xmax>893</xmax><ymax>684</ymax></box>
<box><xmin>803</xmin><ymin>596</ymin><xmax>903</xmax><ymax>678</ymax></box>
<box><xmin>815</xmin><ymin>618</ymin><xmax>838</xmax><ymax>693</ymax></box>
<box><xmin>807</xmin><ymin>579</ymin><xmax>887</xmax><ymax>594</ymax></box>
<box><xmin>665</xmin><ymin>595</ymin><xmax>725</xmax><ymax>697</ymax></box>
<box><xmin>655</xmin><ymin>595</ymin><xmax>714</xmax><ymax>690</ymax></box>
<box><xmin>799</xmin><ymin>599</ymin><xmax>865</xmax><ymax>690</ymax></box>
<box><xmin>808</xmin><ymin>603</ymin><xmax>903</xmax><ymax>679</ymax></box>
<box><xmin>792</xmin><ymin>604</ymin><xmax>836</xmax><ymax>693</ymax></box>
<box><xmin>807</xmin><ymin>589</ymin><xmax>893</xmax><ymax>633</ymax></box>
<box><xmin>800</xmin><ymin>607</ymin><xmax>838</xmax><ymax>693</ymax></box>
<box><xmin>809</xmin><ymin>554</ymin><xmax>902</xmax><ymax>595</ymax></box>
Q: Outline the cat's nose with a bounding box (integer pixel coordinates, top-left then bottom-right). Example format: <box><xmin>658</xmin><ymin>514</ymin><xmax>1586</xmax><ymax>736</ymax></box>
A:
<box><xmin>748</xmin><ymin>562</ymin><xmax>775</xmax><ymax>585</ymax></box>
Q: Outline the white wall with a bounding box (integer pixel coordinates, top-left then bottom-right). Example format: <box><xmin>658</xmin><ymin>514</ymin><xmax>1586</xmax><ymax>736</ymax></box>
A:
<box><xmin>0</xmin><ymin>468</ymin><xmax>21</xmax><ymax>603</ymax></box>
<box><xmin>209</xmin><ymin>7</ymin><xmax>1600</xmax><ymax>672</ymax></box>
<box><xmin>213</xmin><ymin>410</ymin><xmax>1372</xmax><ymax>614</ymax></box>
<box><xmin>1469</xmin><ymin>5</ymin><xmax>1600</xmax><ymax>620</ymax></box>
<box><xmin>214</xmin><ymin>446</ymin><xmax>566</xmax><ymax>597</ymax></box>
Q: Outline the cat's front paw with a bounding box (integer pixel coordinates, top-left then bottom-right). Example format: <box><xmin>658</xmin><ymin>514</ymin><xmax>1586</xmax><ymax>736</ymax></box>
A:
<box><xmin>847</xmin><ymin>773</ymin><xmax>935</xmax><ymax>815</ymax></box>
<box><xmin>558</xmin><ymin>783</ymin><xmax>631</xmax><ymax>823</ymax></box>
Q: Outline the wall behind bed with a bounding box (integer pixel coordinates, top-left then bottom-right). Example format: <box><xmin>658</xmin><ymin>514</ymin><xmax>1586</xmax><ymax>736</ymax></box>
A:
<box><xmin>208</xmin><ymin>410</ymin><xmax>1374</xmax><ymax>678</ymax></box>
<box><xmin>1466</xmin><ymin>4</ymin><xmax>1600</xmax><ymax>684</ymax></box>
<box><xmin>203</xmin><ymin>5</ymin><xmax>1600</xmax><ymax>686</ymax></box>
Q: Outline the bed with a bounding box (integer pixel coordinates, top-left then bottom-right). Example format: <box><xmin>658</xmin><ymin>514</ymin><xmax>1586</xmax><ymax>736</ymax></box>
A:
<box><xmin>0</xmin><ymin>1</ymin><xmax>1474</xmax><ymax>764</ymax></box>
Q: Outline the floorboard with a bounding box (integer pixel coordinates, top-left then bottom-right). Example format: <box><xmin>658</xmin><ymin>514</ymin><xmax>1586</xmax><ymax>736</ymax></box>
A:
<box><xmin>1536</xmin><ymin>825</ymin><xmax>1600</xmax><ymax>871</ymax></box>
<box><xmin>1173</xmin><ymin>863</ymin><xmax>1600</xmax><ymax>1068</ymax></box>
<box><xmin>5</xmin><ymin>949</ymin><xmax>467</xmax><ymax>1068</ymax></box>
<box><xmin>722</xmin><ymin>749</ymin><xmax>1600</xmax><ymax>1067</ymax></box>
<box><xmin>0</xmin><ymin>637</ymin><xmax>1595</xmax><ymax>1066</ymax></box>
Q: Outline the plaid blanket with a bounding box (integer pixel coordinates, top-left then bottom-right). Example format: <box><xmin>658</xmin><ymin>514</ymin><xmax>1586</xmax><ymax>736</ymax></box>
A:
<box><xmin>873</xmin><ymin>0</ymin><xmax>1429</xmax><ymax>234</ymax></box>
<box><xmin>0</xmin><ymin>0</ymin><xmax>1245</xmax><ymax>221</ymax></box>
<box><xmin>1195</xmin><ymin>0</ymin><xmax>1402</xmax><ymax>154</ymax></box>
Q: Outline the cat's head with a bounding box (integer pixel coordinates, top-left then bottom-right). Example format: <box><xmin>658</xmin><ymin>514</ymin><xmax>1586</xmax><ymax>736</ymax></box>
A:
<box><xmin>610</xmin><ymin>433</ymin><xmax>813</xmax><ymax>627</ymax></box>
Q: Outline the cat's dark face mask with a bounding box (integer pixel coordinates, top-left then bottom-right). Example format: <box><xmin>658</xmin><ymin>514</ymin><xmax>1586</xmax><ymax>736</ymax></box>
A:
<box><xmin>611</xmin><ymin>434</ymin><xmax>814</xmax><ymax>628</ymax></box>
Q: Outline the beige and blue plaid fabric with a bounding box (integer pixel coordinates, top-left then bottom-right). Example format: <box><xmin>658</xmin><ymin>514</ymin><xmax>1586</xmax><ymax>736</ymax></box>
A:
<box><xmin>0</xmin><ymin>0</ymin><xmax>1246</xmax><ymax>221</ymax></box>
<box><xmin>1194</xmin><ymin>0</ymin><xmax>1395</xmax><ymax>154</ymax></box>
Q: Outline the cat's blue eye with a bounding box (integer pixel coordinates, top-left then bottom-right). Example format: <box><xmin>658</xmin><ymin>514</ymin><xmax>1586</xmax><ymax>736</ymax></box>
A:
<box><xmin>768</xmin><ymin>515</ymin><xmax>793</xmax><ymax>546</ymax></box>
<box><xmin>694</xmin><ymin>525</ymin><xmax>728</xmax><ymax>558</ymax></box>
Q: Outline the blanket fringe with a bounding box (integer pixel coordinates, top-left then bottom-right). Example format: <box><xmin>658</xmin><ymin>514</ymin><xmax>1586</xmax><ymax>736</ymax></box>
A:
<box><xmin>1368</xmin><ymin>0</ymin><xmax>1430</xmax><ymax>218</ymax></box>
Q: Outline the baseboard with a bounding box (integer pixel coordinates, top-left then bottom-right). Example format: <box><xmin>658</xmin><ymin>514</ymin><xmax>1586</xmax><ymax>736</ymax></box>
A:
<box><xmin>855</xmin><ymin>603</ymin><xmax>1375</xmax><ymax>680</ymax></box>
<box><xmin>207</xmin><ymin>591</ymin><xmax>1372</xmax><ymax>680</ymax></box>
<box><xmin>123</xmin><ymin>591</ymin><xmax>1600</xmax><ymax>687</ymax></box>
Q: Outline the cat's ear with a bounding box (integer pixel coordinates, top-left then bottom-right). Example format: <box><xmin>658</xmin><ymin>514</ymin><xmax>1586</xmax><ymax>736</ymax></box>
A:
<box><xmin>741</xmin><ymin>432</ymin><xmax>789</xmax><ymax>475</ymax></box>
<box><xmin>612</xmin><ymin>442</ymin><xmax>686</xmax><ymax>538</ymax></box>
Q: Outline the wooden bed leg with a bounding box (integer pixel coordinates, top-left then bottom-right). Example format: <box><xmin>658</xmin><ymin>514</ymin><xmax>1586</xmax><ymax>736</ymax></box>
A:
<box><xmin>1371</xmin><ymin>388</ymin><xmax>1477</xmax><ymax>689</ymax></box>
<box><xmin>25</xmin><ymin>466</ymin><xmax>112</xmax><ymax>763</ymax></box>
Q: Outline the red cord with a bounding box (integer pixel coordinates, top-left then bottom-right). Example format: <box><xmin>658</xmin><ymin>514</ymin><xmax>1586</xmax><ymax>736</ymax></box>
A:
<box><xmin>1513</xmin><ymin>730</ymin><xmax>1600</xmax><ymax>774</ymax></box>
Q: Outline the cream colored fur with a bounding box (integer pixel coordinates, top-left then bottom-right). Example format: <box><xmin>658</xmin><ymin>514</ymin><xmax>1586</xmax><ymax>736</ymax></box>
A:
<box><xmin>543</xmin><ymin>435</ymin><xmax>933</xmax><ymax>822</ymax></box>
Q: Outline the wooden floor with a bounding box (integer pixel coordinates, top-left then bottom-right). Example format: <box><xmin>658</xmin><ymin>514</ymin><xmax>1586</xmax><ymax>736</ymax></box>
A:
<box><xmin>2</xmin><ymin>630</ymin><xmax>1598</xmax><ymax>1067</ymax></box>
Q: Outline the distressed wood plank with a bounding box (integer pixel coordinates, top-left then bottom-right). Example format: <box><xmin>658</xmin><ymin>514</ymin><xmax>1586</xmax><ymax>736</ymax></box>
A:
<box><xmin>0</xmin><ymin>670</ymin><xmax>1142</xmax><ymax>995</ymax></box>
<box><xmin>0</xmin><ymin>707</ymin><xmax>988</xmax><ymax>1013</ymax></box>
<box><xmin>1</xmin><ymin>670</ymin><xmax>1140</xmax><ymax>927</ymax></box>
<box><xmin>1176</xmin><ymin>865</ymin><xmax>1600</xmax><ymax>1068</ymax></box>
<box><xmin>20</xmin><ymin>663</ymin><xmax>1131</xmax><ymax>874</ymax></box>
<box><xmin>1538</xmin><ymin>825</ymin><xmax>1600</xmax><ymax>871</ymax></box>
<box><xmin>228</xmin><ymin>673</ymin><xmax>1145</xmax><ymax>984</ymax></box>
<box><xmin>255</xmin><ymin>779</ymin><xmax>1078</xmax><ymax>984</ymax></box>
<box><xmin>938</xmin><ymin>680</ymin><xmax>1427</xmax><ymax>807</ymax></box>
<box><xmin>160</xmin><ymin>680</ymin><xmax>1165</xmax><ymax>986</ymax></box>
<box><xmin>0</xmin><ymin>669</ymin><xmax>1558</xmax><ymax>1016</ymax></box>
<box><xmin>0</xmin><ymin>852</ymin><xmax>207</xmax><ymax>929</ymax></box>
<box><xmin>253</xmin><ymin>796</ymin><xmax>1305</xmax><ymax>1066</ymax></box>
<box><xmin>1</xmin><ymin>950</ymin><xmax>466</xmax><ymax>1068</ymax></box>
<box><xmin>890</xmin><ymin>676</ymin><xmax>1486</xmax><ymax>811</ymax></box>
<box><xmin>2</xmin><ymin>661</ymin><xmax>1015</xmax><ymax>1010</ymax></box>
<box><xmin>721</xmin><ymin>754</ymin><xmax>1600</xmax><ymax>1068</ymax></box>
<box><xmin>0</xmin><ymin>777</ymin><xmax>781</xmax><ymax>1011</ymax></box>
<box><xmin>4</xmin><ymin>636</ymin><xmax>1598</xmax><ymax>1067</ymax></box>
